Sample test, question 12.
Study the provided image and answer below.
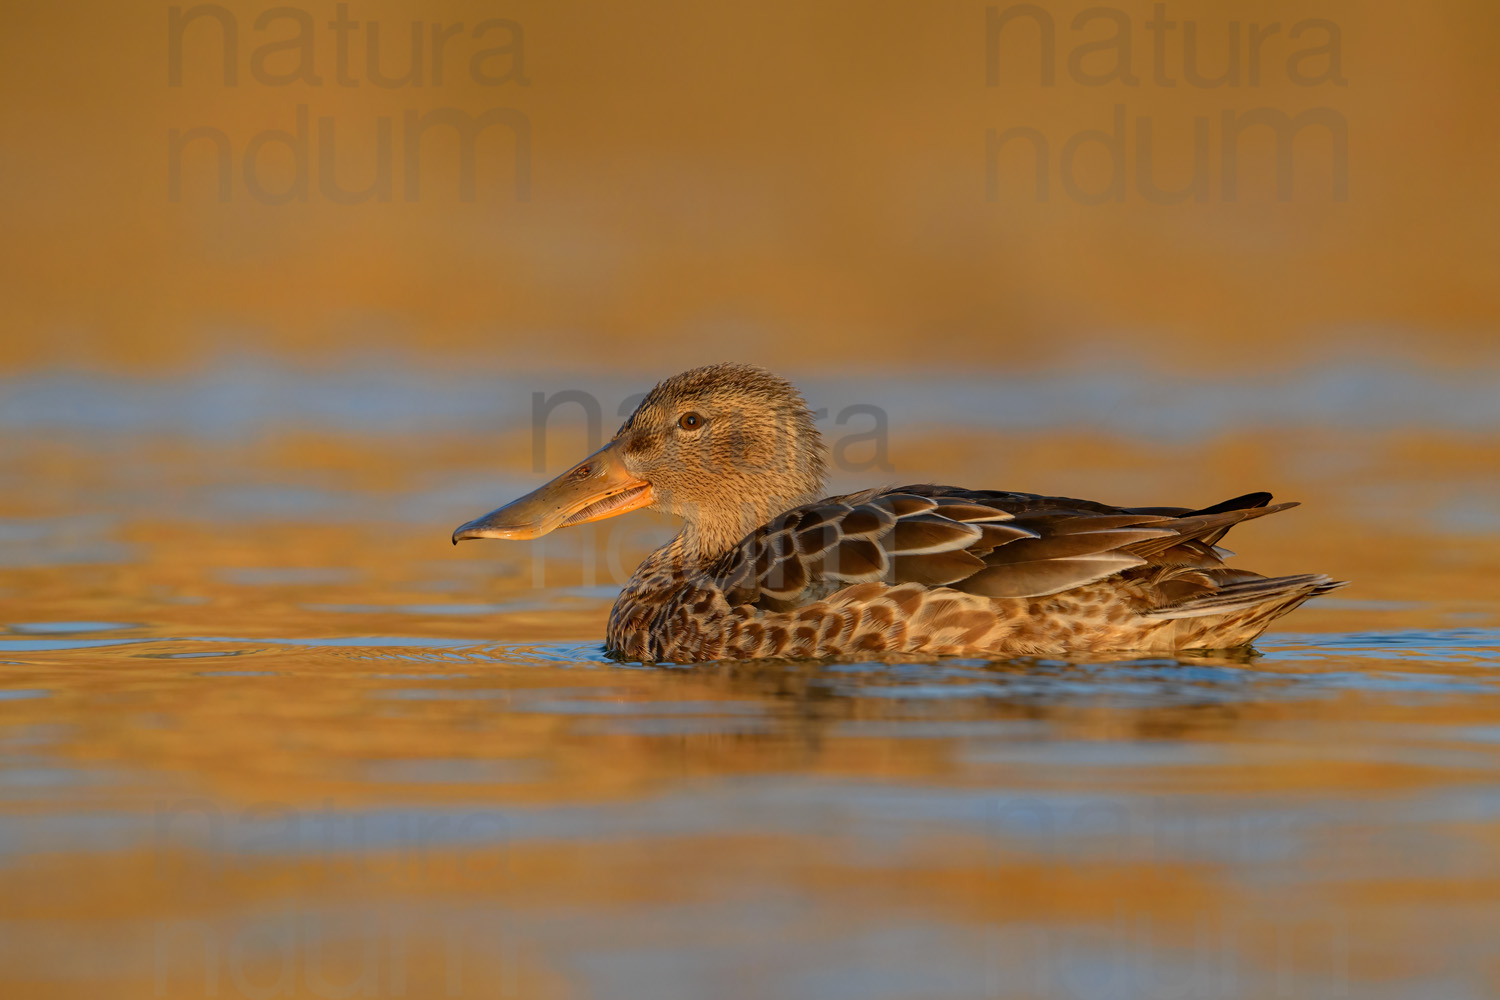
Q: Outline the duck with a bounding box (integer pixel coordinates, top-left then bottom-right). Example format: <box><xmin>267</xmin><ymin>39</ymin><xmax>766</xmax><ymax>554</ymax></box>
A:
<box><xmin>453</xmin><ymin>363</ymin><xmax>1345</xmax><ymax>663</ymax></box>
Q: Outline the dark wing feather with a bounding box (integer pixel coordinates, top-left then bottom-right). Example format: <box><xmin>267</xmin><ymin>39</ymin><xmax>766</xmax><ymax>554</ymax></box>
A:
<box><xmin>890</xmin><ymin>514</ymin><xmax>983</xmax><ymax>555</ymax></box>
<box><xmin>709</xmin><ymin>485</ymin><xmax>1298</xmax><ymax>610</ymax></box>
<box><xmin>964</xmin><ymin>554</ymin><xmax>1147</xmax><ymax>598</ymax></box>
<box><xmin>891</xmin><ymin>549</ymin><xmax>987</xmax><ymax>586</ymax></box>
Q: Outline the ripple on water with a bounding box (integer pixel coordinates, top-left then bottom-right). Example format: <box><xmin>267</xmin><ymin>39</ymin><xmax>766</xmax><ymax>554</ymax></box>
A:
<box><xmin>1270</xmin><ymin>627</ymin><xmax>1500</xmax><ymax>652</ymax></box>
<box><xmin>217</xmin><ymin>567</ymin><xmax>358</xmax><ymax>586</ymax></box>
<box><xmin>306</xmin><ymin>588</ymin><xmax>622</xmax><ymax>617</ymax></box>
<box><xmin>190</xmin><ymin>670</ymin><xmax>278</xmax><ymax>677</ymax></box>
<box><xmin>3</xmin><ymin>626</ymin><xmax>1497</xmax><ymax>705</ymax></box>
<box><xmin>0</xmin><ymin>638</ymin><xmax>149</xmax><ymax>652</ymax></box>
<box><xmin>306</xmin><ymin>601</ymin><xmax>555</xmax><ymax>615</ymax></box>
<box><xmin>7</xmin><ymin>621</ymin><xmax>137</xmax><ymax>634</ymax></box>
<box><xmin>184</xmin><ymin>635</ymin><xmax>494</xmax><ymax>649</ymax></box>
<box><xmin>360</xmin><ymin>759</ymin><xmax>540</xmax><ymax>785</ymax></box>
<box><xmin>378</xmin><ymin>688</ymin><xmax>516</xmax><ymax>701</ymax></box>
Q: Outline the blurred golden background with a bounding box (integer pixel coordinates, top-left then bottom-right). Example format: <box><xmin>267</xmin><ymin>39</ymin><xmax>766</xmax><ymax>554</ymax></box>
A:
<box><xmin>4</xmin><ymin>4</ymin><xmax>1500</xmax><ymax>999</ymax></box>
<box><xmin>3</xmin><ymin>0</ymin><xmax>1497</xmax><ymax>372</ymax></box>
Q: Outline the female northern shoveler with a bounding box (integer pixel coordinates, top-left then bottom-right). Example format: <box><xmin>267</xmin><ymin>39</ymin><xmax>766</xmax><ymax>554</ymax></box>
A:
<box><xmin>453</xmin><ymin>363</ymin><xmax>1344</xmax><ymax>663</ymax></box>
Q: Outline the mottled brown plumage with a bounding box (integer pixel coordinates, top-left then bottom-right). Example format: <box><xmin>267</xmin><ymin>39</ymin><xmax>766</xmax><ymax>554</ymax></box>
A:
<box><xmin>454</xmin><ymin>364</ymin><xmax>1346</xmax><ymax>664</ymax></box>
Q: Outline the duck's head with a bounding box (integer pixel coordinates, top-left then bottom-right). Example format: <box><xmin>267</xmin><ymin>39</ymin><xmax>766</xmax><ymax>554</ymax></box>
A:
<box><xmin>453</xmin><ymin>363</ymin><xmax>827</xmax><ymax>557</ymax></box>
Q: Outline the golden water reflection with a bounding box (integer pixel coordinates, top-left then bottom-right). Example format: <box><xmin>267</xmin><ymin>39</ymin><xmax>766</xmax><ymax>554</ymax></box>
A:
<box><xmin>2</xmin><ymin>413</ymin><xmax>1499</xmax><ymax>999</ymax></box>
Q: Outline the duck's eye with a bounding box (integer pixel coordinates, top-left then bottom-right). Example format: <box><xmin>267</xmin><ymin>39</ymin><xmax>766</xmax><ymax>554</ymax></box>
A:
<box><xmin>677</xmin><ymin>412</ymin><xmax>704</xmax><ymax>431</ymax></box>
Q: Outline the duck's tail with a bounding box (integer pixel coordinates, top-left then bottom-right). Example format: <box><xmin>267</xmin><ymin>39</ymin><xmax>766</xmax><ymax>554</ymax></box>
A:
<box><xmin>1143</xmin><ymin>573</ymin><xmax>1348</xmax><ymax>648</ymax></box>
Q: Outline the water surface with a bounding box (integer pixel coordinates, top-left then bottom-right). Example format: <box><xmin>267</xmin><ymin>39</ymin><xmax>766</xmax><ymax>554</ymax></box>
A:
<box><xmin>2</xmin><ymin>366</ymin><xmax>1498</xmax><ymax>999</ymax></box>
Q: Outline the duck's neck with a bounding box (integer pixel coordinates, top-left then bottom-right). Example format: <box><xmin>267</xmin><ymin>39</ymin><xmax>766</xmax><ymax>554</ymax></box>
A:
<box><xmin>679</xmin><ymin>492</ymin><xmax>809</xmax><ymax>564</ymax></box>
